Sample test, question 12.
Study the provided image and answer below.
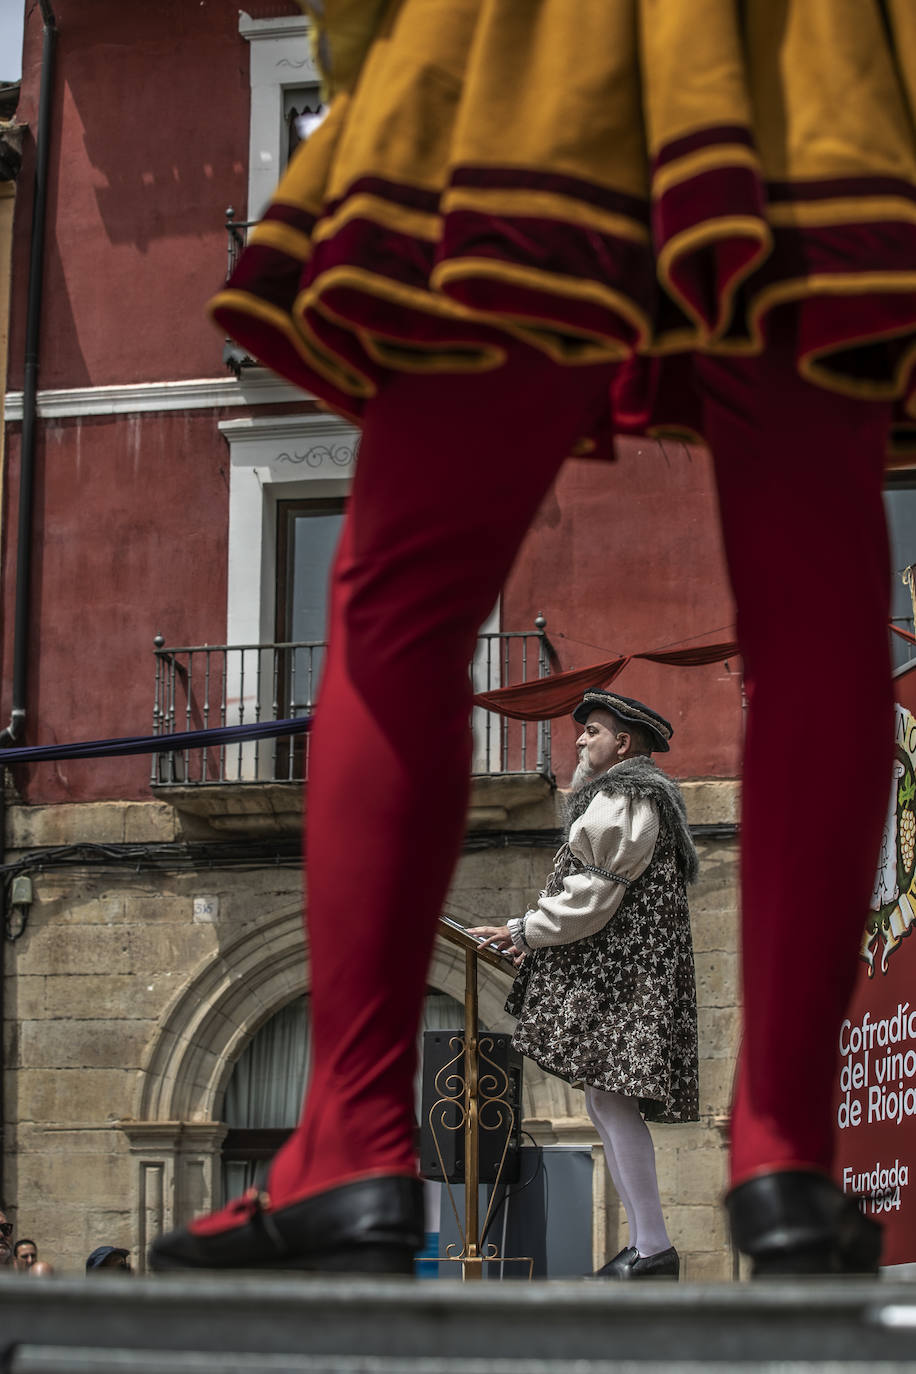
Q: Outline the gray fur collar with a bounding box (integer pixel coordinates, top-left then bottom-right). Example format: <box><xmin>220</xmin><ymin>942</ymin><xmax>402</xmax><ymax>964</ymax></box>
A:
<box><xmin>565</xmin><ymin>756</ymin><xmax>699</xmax><ymax>882</ymax></box>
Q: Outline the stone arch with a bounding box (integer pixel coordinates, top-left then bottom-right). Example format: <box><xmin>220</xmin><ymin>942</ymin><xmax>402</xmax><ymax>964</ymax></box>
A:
<box><xmin>133</xmin><ymin>900</ymin><xmax>518</xmax><ymax>1127</ymax></box>
<box><xmin>134</xmin><ymin>897</ymin><xmax>309</xmax><ymax>1124</ymax></box>
<box><xmin>121</xmin><ymin>894</ymin><xmax>584</xmax><ymax>1268</ymax></box>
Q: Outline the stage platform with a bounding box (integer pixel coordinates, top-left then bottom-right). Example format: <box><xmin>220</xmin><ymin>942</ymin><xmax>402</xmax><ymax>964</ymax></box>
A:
<box><xmin>2</xmin><ymin>1275</ymin><xmax>916</xmax><ymax>1372</ymax></box>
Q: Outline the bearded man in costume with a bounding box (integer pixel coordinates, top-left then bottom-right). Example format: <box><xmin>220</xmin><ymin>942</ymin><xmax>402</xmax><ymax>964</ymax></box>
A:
<box><xmin>472</xmin><ymin>691</ymin><xmax>698</xmax><ymax>1280</ymax></box>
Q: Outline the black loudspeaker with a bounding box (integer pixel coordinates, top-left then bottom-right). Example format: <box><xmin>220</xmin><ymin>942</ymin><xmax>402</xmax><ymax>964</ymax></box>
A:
<box><xmin>419</xmin><ymin>1029</ymin><xmax>522</xmax><ymax>1185</ymax></box>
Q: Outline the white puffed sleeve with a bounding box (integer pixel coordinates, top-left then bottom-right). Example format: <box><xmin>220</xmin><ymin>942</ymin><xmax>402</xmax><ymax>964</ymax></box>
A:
<box><xmin>521</xmin><ymin>791</ymin><xmax>659</xmax><ymax>948</ymax></box>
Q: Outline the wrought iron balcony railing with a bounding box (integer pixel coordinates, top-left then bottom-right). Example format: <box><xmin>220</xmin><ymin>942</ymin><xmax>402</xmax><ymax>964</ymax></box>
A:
<box><xmin>151</xmin><ymin>624</ymin><xmax>552</xmax><ymax>786</ymax></box>
<box><xmin>225</xmin><ymin>208</ymin><xmax>253</xmax><ymax>280</ymax></box>
<box><xmin>222</xmin><ymin>209</ymin><xmax>257</xmax><ymax>376</ymax></box>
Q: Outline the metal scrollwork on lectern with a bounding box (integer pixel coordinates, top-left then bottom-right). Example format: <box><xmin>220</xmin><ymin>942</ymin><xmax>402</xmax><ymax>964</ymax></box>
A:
<box><xmin>424</xmin><ymin>1017</ymin><xmax>532</xmax><ymax>1279</ymax></box>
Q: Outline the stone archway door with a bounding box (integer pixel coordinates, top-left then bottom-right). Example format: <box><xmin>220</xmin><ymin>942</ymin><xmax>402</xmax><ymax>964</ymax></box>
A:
<box><xmin>118</xmin><ymin>899</ymin><xmax>521</xmax><ymax>1269</ymax></box>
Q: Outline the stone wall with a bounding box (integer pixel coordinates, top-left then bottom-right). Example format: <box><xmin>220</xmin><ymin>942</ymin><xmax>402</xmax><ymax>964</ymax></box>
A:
<box><xmin>1</xmin><ymin>784</ymin><xmax>740</xmax><ymax>1277</ymax></box>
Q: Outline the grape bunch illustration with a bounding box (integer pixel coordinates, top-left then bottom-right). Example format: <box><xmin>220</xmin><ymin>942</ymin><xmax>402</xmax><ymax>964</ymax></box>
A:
<box><xmin>900</xmin><ymin>772</ymin><xmax>916</xmax><ymax>872</ymax></box>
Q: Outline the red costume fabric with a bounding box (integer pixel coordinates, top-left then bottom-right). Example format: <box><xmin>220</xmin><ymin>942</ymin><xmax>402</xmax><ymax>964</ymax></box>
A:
<box><xmin>250</xmin><ymin>342</ymin><xmax>892</xmax><ymax>1211</ymax></box>
<box><xmin>196</xmin><ymin>0</ymin><xmax>912</xmax><ymax>1241</ymax></box>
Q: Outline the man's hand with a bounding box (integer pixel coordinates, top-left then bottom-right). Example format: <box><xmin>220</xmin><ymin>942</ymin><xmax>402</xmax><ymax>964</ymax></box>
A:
<box><xmin>468</xmin><ymin>924</ymin><xmax>524</xmax><ymax>964</ymax></box>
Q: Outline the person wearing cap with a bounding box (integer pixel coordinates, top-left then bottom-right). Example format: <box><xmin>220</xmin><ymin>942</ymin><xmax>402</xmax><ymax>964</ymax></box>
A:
<box><xmin>472</xmin><ymin>691</ymin><xmax>698</xmax><ymax>1279</ymax></box>
<box><xmin>85</xmin><ymin>1246</ymin><xmax>131</xmax><ymax>1275</ymax></box>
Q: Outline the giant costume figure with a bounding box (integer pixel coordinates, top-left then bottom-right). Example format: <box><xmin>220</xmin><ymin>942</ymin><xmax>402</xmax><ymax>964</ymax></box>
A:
<box><xmin>151</xmin><ymin>0</ymin><xmax>916</xmax><ymax>1275</ymax></box>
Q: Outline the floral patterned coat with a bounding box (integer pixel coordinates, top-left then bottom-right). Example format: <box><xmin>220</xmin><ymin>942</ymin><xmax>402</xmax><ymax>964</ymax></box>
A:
<box><xmin>506</xmin><ymin>757</ymin><xmax>699</xmax><ymax>1123</ymax></box>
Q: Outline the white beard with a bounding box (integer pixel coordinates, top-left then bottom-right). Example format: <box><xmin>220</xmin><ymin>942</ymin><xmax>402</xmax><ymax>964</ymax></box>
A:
<box><xmin>570</xmin><ymin>758</ymin><xmax>596</xmax><ymax>792</ymax></box>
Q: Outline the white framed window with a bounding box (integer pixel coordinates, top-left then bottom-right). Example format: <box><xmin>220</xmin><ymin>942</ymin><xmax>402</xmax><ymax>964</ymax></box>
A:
<box><xmin>218</xmin><ymin>410</ymin><xmax>357</xmax><ymax>778</ymax></box>
<box><xmin>239</xmin><ymin>12</ymin><xmax>322</xmax><ymax>219</ymax></box>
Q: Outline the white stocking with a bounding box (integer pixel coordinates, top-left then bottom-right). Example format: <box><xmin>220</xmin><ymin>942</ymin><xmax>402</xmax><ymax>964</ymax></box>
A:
<box><xmin>584</xmin><ymin>1085</ymin><xmax>671</xmax><ymax>1257</ymax></box>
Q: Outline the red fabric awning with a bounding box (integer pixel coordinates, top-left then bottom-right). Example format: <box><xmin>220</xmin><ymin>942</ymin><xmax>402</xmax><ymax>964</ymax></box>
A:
<box><xmin>473</xmin><ymin>640</ymin><xmax>739</xmax><ymax>721</ymax></box>
<box><xmin>475</xmin><ymin>623</ymin><xmax>915</xmax><ymax>722</ymax></box>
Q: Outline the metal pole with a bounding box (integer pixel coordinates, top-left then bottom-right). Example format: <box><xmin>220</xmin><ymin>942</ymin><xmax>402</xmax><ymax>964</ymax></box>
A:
<box><xmin>462</xmin><ymin>947</ymin><xmax>482</xmax><ymax>1280</ymax></box>
<box><xmin>0</xmin><ymin>1</ymin><xmax>58</xmax><ymax>745</ymax></box>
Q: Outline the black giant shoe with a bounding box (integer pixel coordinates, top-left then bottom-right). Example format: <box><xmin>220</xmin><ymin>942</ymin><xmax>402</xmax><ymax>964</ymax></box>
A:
<box><xmin>149</xmin><ymin>1175</ymin><xmax>424</xmax><ymax>1275</ymax></box>
<box><xmin>726</xmin><ymin>1170</ymin><xmax>882</xmax><ymax>1276</ymax></box>
<box><xmin>595</xmin><ymin>1245</ymin><xmax>680</xmax><ymax>1279</ymax></box>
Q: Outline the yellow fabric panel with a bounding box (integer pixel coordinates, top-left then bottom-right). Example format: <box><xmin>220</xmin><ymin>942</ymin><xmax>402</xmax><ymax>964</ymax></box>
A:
<box><xmin>297</xmin><ymin>0</ymin><xmax>395</xmax><ymax>97</ymax></box>
<box><xmin>215</xmin><ymin>0</ymin><xmax>916</xmax><ymax>429</ymax></box>
<box><xmin>745</xmin><ymin>0</ymin><xmax>916</xmax><ymax>181</ymax></box>
<box><xmin>886</xmin><ymin>0</ymin><xmax>916</xmax><ymax>131</ymax></box>
<box><xmin>452</xmin><ymin>0</ymin><xmax>647</xmax><ymax>197</ymax></box>
<box><xmin>639</xmin><ymin>0</ymin><xmax>753</xmax><ymax>156</ymax></box>
<box><xmin>325</xmin><ymin>0</ymin><xmax>479</xmax><ymax>200</ymax></box>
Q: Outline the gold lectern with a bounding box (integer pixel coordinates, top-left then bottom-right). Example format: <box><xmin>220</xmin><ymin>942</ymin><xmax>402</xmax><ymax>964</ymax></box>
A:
<box><xmin>424</xmin><ymin>916</ymin><xmax>533</xmax><ymax>1281</ymax></box>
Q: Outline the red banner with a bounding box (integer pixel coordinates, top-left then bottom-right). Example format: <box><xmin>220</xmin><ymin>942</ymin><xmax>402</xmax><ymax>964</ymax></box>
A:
<box><xmin>833</xmin><ymin>703</ymin><xmax>916</xmax><ymax>1265</ymax></box>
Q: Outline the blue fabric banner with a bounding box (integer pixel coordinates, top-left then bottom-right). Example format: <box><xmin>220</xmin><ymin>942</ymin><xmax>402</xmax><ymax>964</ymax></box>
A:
<box><xmin>0</xmin><ymin>716</ymin><xmax>312</xmax><ymax>765</ymax></box>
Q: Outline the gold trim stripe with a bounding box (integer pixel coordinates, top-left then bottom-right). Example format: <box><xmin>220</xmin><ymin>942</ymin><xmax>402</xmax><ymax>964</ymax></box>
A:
<box><xmin>432</xmin><ymin>257</ymin><xmax>651</xmax><ymax>346</ymax></box>
<box><xmin>289</xmin><ymin>303</ymin><xmax>378</xmax><ymax>399</ymax></box>
<box><xmin>767</xmin><ymin>197</ymin><xmax>916</xmax><ymax>230</ymax></box>
<box><xmin>441</xmin><ymin>186</ymin><xmax>650</xmax><ymax>247</ymax></box>
<box><xmin>298</xmin><ymin>263</ymin><xmax>491</xmax><ymax>324</ymax></box>
<box><xmin>652</xmin><ymin>144</ymin><xmax>763</xmax><ymax>199</ymax></box>
<box><xmin>358</xmin><ymin>330</ymin><xmax>506</xmax><ymax>375</ymax></box>
<box><xmin>656</xmin><ymin>216</ymin><xmax>772</xmax><ymax>338</ymax></box>
<box><xmin>297</xmin><ymin>271</ymin><xmax>507</xmax><ymax>374</ymax></box>
<box><xmin>217</xmin><ymin>260</ymin><xmax>916</xmax><ymax>414</ymax></box>
<box><xmin>747</xmin><ymin>273</ymin><xmax>916</xmax><ymax>401</ymax></box>
<box><xmin>249</xmin><ymin>220</ymin><xmax>315</xmax><ymax>263</ymax></box>
<box><xmin>209</xmin><ymin>288</ymin><xmax>375</xmax><ymax>399</ymax></box>
<box><xmin>312</xmin><ymin>194</ymin><xmax>442</xmax><ymax>247</ymax></box>
<box><xmin>498</xmin><ymin>321</ymin><xmax>630</xmax><ymax>366</ymax></box>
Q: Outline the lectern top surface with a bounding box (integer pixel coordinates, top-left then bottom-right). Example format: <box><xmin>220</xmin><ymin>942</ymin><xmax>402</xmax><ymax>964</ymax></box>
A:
<box><xmin>438</xmin><ymin>914</ymin><xmax>516</xmax><ymax>976</ymax></box>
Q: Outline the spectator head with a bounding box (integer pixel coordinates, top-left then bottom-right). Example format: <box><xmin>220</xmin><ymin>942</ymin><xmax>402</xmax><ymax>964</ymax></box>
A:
<box><xmin>85</xmin><ymin>1246</ymin><xmax>131</xmax><ymax>1274</ymax></box>
<box><xmin>13</xmin><ymin>1239</ymin><xmax>37</xmax><ymax>1271</ymax></box>
<box><xmin>29</xmin><ymin>1261</ymin><xmax>54</xmax><ymax>1278</ymax></box>
<box><xmin>0</xmin><ymin>1210</ymin><xmax>12</xmax><ymax>1266</ymax></box>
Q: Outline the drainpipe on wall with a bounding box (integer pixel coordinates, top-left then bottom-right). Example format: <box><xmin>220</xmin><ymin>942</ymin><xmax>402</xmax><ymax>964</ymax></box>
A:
<box><xmin>1</xmin><ymin>0</ymin><xmax>57</xmax><ymax>749</ymax></box>
<box><xmin>0</xmin><ymin>0</ymin><xmax>57</xmax><ymax>1212</ymax></box>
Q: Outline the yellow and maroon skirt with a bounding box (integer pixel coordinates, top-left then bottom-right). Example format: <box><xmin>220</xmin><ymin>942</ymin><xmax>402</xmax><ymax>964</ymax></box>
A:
<box><xmin>211</xmin><ymin>0</ymin><xmax>916</xmax><ymax>457</ymax></box>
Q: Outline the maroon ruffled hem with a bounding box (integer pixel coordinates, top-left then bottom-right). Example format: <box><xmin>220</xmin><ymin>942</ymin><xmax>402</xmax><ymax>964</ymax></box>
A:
<box><xmin>212</xmin><ymin>154</ymin><xmax>916</xmax><ymax>460</ymax></box>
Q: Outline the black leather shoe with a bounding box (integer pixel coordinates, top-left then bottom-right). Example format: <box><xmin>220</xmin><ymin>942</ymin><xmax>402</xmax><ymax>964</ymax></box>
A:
<box><xmin>726</xmin><ymin>1170</ymin><xmax>882</xmax><ymax>1276</ymax></box>
<box><xmin>595</xmin><ymin>1245</ymin><xmax>680</xmax><ymax>1279</ymax></box>
<box><xmin>148</xmin><ymin>1175</ymin><xmax>424</xmax><ymax>1275</ymax></box>
<box><xmin>594</xmin><ymin>1245</ymin><xmax>638</xmax><ymax>1277</ymax></box>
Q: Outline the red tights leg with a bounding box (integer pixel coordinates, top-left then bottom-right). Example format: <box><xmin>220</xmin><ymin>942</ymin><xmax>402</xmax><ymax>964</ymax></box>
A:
<box><xmin>268</xmin><ymin>348</ymin><xmax>612</xmax><ymax>1205</ymax></box>
<box><xmin>698</xmin><ymin>351</ymin><xmax>894</xmax><ymax>1184</ymax></box>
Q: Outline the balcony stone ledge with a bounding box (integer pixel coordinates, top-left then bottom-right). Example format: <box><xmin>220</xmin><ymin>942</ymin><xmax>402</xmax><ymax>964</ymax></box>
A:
<box><xmin>152</xmin><ymin>771</ymin><xmax>557</xmax><ymax>838</ymax></box>
<box><xmin>150</xmin><ymin>782</ymin><xmax>303</xmax><ymax>837</ymax></box>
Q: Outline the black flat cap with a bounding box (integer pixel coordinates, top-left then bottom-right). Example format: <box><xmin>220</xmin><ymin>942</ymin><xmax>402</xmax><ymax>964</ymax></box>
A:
<box><xmin>85</xmin><ymin>1245</ymin><xmax>129</xmax><ymax>1272</ymax></box>
<box><xmin>572</xmin><ymin>690</ymin><xmax>672</xmax><ymax>752</ymax></box>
